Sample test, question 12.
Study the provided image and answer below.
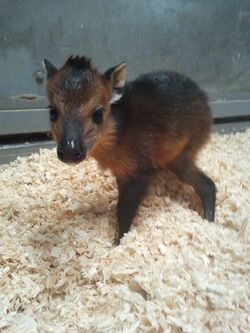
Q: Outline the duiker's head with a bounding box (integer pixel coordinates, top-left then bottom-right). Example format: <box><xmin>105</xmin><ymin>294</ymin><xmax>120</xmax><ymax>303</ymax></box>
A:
<box><xmin>44</xmin><ymin>56</ymin><xmax>126</xmax><ymax>164</ymax></box>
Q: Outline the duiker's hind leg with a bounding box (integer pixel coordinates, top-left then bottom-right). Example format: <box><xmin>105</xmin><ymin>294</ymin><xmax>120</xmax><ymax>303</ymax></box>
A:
<box><xmin>168</xmin><ymin>156</ymin><xmax>216</xmax><ymax>221</ymax></box>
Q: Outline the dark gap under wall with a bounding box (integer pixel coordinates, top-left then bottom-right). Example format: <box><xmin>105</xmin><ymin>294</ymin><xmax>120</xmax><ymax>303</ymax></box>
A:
<box><xmin>0</xmin><ymin>132</ymin><xmax>51</xmax><ymax>145</ymax></box>
<box><xmin>213</xmin><ymin>115</ymin><xmax>250</xmax><ymax>124</ymax></box>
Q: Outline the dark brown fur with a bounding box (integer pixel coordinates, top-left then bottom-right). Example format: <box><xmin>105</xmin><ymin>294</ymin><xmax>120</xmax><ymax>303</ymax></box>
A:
<box><xmin>44</xmin><ymin>56</ymin><xmax>216</xmax><ymax>243</ymax></box>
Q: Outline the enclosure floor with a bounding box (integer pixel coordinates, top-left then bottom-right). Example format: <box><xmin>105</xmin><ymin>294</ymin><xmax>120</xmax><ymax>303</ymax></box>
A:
<box><xmin>0</xmin><ymin>131</ymin><xmax>249</xmax><ymax>333</ymax></box>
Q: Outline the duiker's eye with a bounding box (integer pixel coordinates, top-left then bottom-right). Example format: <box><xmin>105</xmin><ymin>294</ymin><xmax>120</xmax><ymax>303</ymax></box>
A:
<box><xmin>49</xmin><ymin>106</ymin><xmax>59</xmax><ymax>122</ymax></box>
<box><xmin>92</xmin><ymin>107</ymin><xmax>104</xmax><ymax>125</ymax></box>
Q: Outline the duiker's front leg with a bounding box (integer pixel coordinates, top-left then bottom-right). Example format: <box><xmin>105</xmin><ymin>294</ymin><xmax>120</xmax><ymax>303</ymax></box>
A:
<box><xmin>116</xmin><ymin>171</ymin><xmax>154</xmax><ymax>243</ymax></box>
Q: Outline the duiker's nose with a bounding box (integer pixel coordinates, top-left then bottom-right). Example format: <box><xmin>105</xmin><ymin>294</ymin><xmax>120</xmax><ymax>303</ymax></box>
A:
<box><xmin>57</xmin><ymin>139</ymin><xmax>86</xmax><ymax>164</ymax></box>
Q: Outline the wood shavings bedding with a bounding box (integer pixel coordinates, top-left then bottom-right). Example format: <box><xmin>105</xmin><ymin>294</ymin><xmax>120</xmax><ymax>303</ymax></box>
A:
<box><xmin>0</xmin><ymin>130</ymin><xmax>250</xmax><ymax>333</ymax></box>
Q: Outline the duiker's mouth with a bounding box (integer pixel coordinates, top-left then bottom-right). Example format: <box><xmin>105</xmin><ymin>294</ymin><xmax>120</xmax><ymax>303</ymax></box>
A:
<box><xmin>57</xmin><ymin>153</ymin><xmax>86</xmax><ymax>165</ymax></box>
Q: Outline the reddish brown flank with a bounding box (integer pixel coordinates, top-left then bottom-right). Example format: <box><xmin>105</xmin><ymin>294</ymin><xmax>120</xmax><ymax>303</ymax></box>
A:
<box><xmin>44</xmin><ymin>56</ymin><xmax>216</xmax><ymax>243</ymax></box>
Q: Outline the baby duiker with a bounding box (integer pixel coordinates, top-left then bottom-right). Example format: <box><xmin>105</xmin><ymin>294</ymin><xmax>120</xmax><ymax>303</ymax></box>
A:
<box><xmin>44</xmin><ymin>56</ymin><xmax>216</xmax><ymax>243</ymax></box>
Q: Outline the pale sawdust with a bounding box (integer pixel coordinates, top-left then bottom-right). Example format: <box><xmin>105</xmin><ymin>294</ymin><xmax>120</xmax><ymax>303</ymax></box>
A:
<box><xmin>0</xmin><ymin>130</ymin><xmax>249</xmax><ymax>333</ymax></box>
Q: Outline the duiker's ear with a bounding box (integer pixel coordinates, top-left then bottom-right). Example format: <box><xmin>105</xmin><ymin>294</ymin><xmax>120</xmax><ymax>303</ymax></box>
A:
<box><xmin>43</xmin><ymin>59</ymin><xmax>57</xmax><ymax>79</ymax></box>
<box><xmin>104</xmin><ymin>63</ymin><xmax>127</xmax><ymax>104</ymax></box>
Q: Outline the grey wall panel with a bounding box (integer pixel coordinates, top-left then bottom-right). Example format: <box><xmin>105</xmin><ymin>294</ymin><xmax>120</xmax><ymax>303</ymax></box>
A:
<box><xmin>1</xmin><ymin>122</ymin><xmax>249</xmax><ymax>165</ymax></box>
<box><xmin>0</xmin><ymin>140</ymin><xmax>55</xmax><ymax>164</ymax></box>
<box><xmin>0</xmin><ymin>100</ymin><xmax>249</xmax><ymax>136</ymax></box>
<box><xmin>212</xmin><ymin>99</ymin><xmax>250</xmax><ymax>118</ymax></box>
<box><xmin>0</xmin><ymin>109</ymin><xmax>50</xmax><ymax>135</ymax></box>
<box><xmin>1</xmin><ymin>0</ymin><xmax>250</xmax><ymax>109</ymax></box>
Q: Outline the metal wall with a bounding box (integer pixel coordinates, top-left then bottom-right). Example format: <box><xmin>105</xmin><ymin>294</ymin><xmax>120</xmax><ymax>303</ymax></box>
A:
<box><xmin>1</xmin><ymin>0</ymin><xmax>250</xmax><ymax>107</ymax></box>
<box><xmin>0</xmin><ymin>0</ymin><xmax>250</xmax><ymax>162</ymax></box>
